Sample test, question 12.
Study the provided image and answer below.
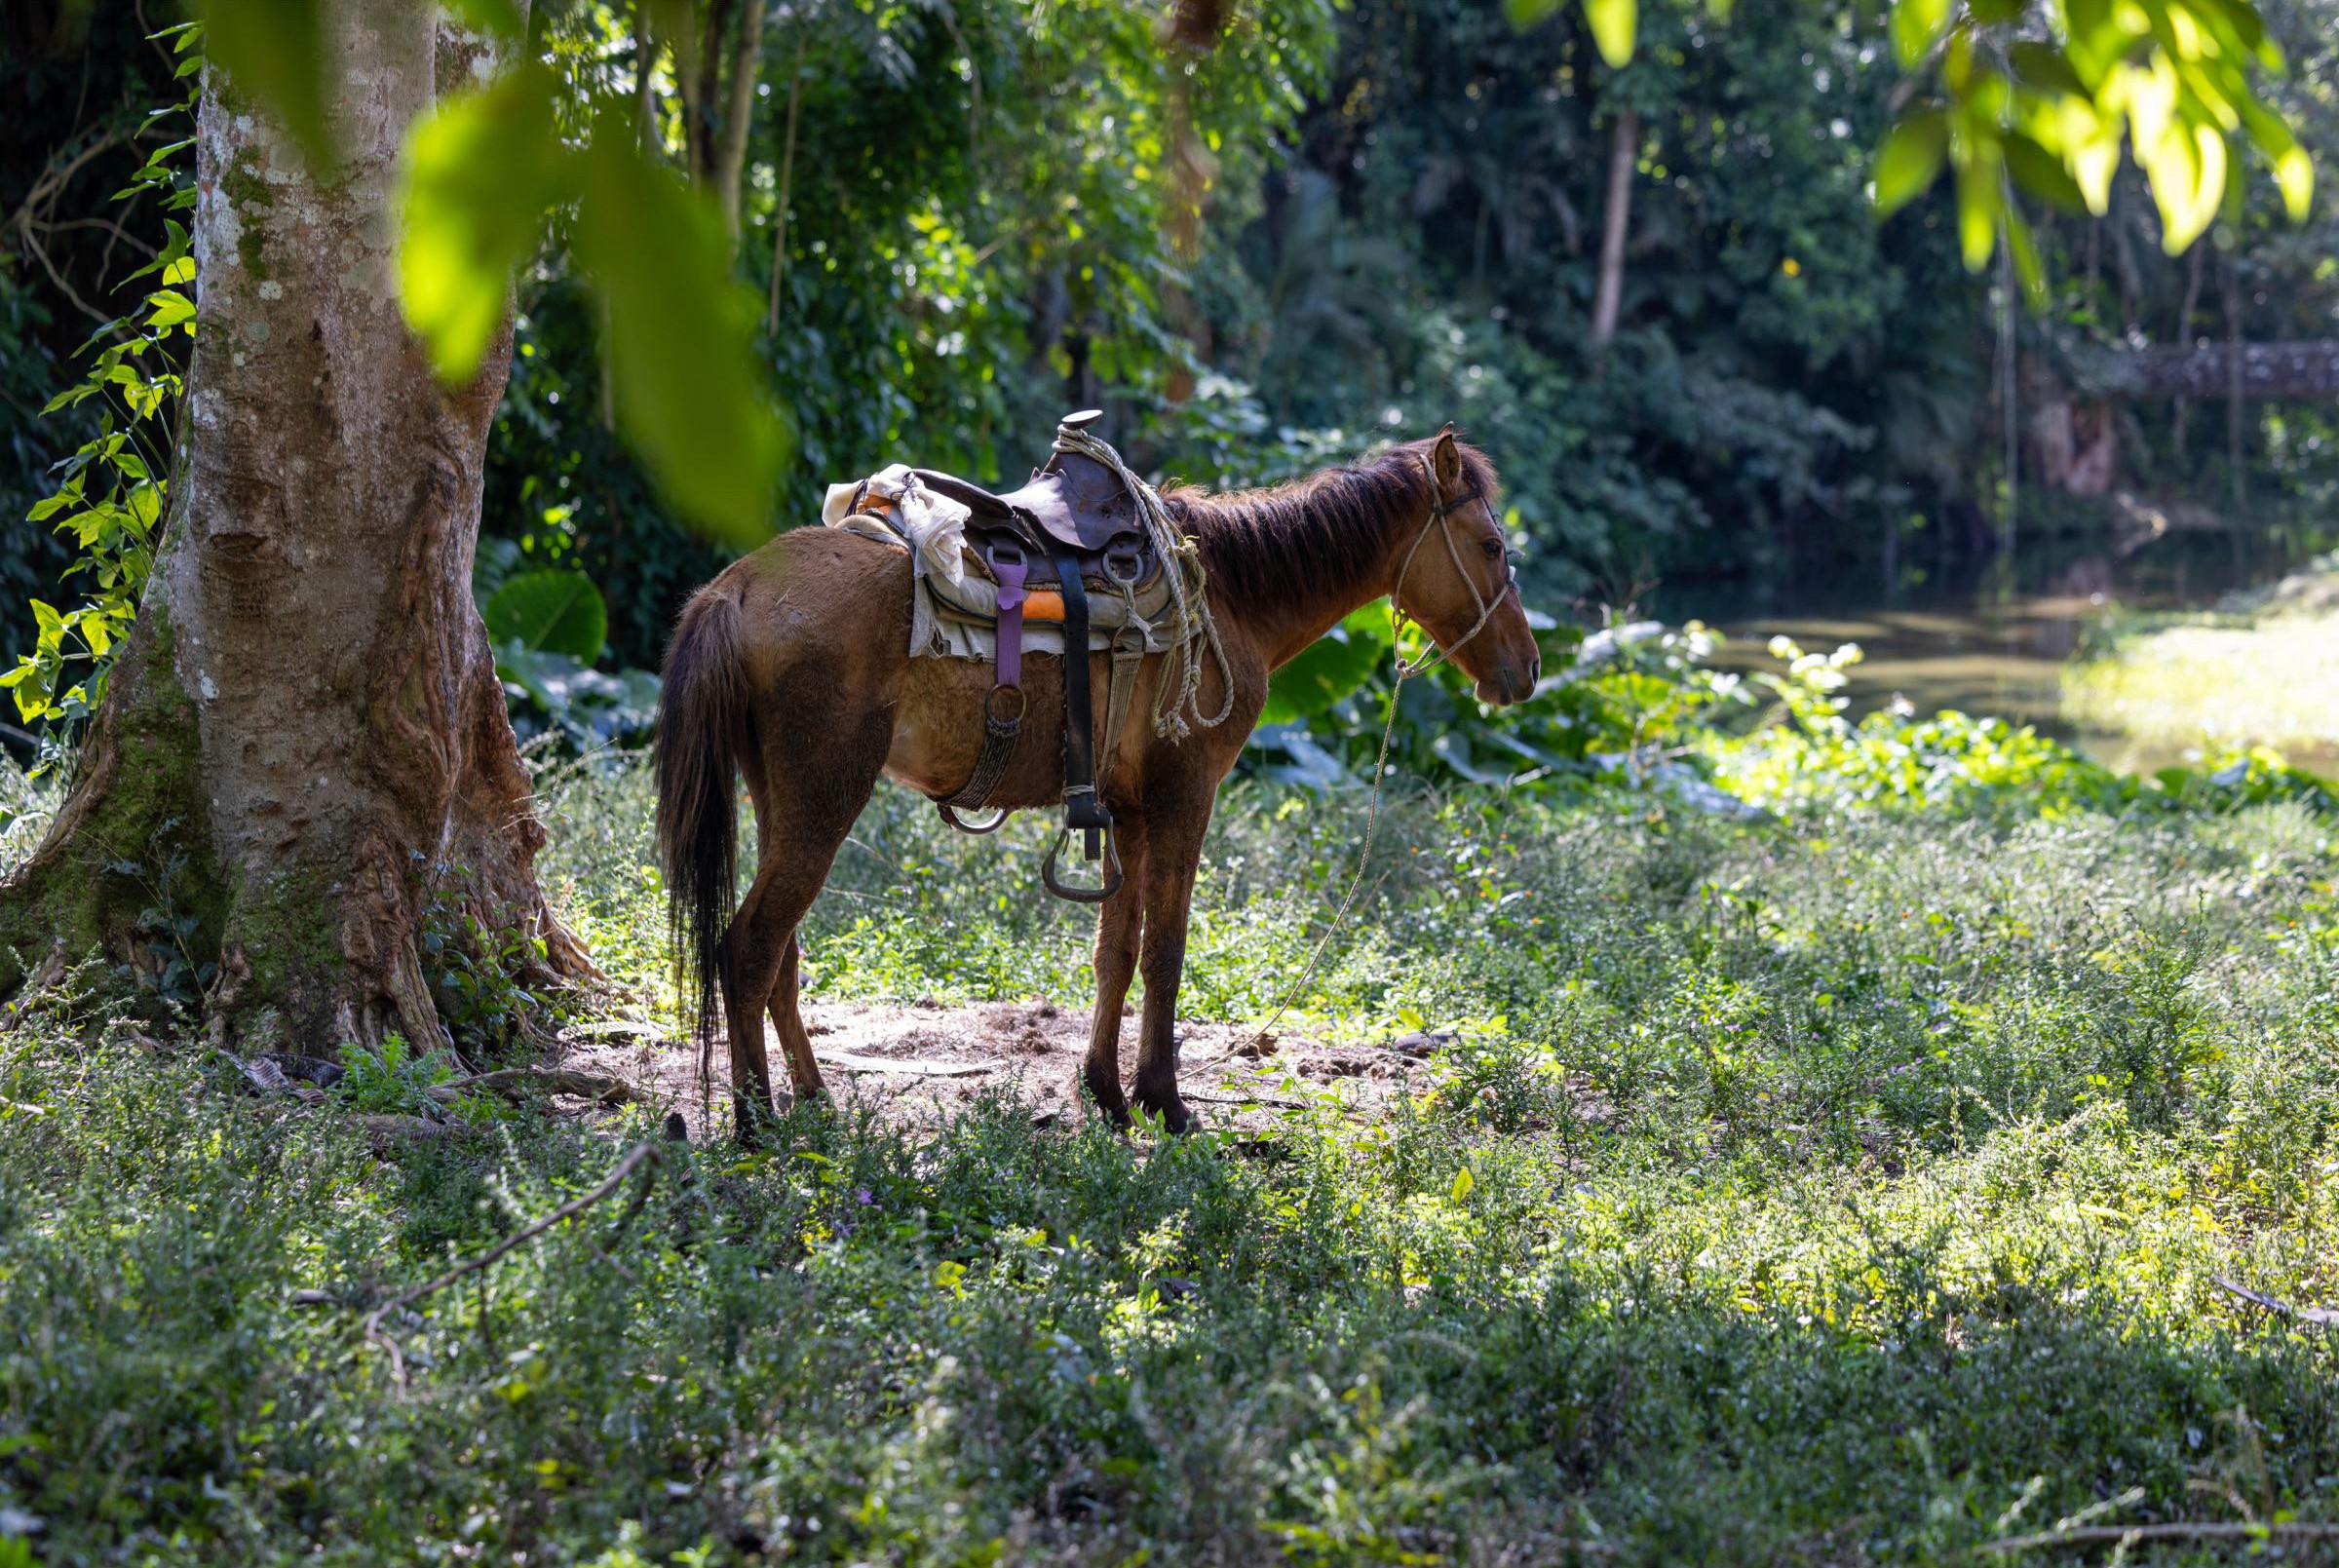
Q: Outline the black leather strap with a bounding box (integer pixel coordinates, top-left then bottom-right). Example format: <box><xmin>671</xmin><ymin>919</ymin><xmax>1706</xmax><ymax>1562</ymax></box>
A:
<box><xmin>1052</xmin><ymin>549</ymin><xmax>1113</xmax><ymax>858</ymax></box>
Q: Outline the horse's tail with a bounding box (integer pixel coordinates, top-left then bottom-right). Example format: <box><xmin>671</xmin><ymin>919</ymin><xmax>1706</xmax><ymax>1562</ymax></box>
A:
<box><xmin>655</xmin><ymin>585</ymin><xmax>754</xmax><ymax>1057</ymax></box>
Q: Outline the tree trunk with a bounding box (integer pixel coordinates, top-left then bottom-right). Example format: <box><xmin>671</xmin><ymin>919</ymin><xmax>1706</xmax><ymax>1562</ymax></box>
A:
<box><xmin>634</xmin><ymin>1</ymin><xmax>660</xmax><ymax>155</ymax></box>
<box><xmin>716</xmin><ymin>0</ymin><xmax>765</xmax><ymax>249</ymax></box>
<box><xmin>2225</xmin><ymin>248</ymin><xmax>2245</xmax><ymax>508</ymax></box>
<box><xmin>763</xmin><ymin>27</ymin><xmax>805</xmax><ymax>333</ymax></box>
<box><xmin>2169</xmin><ymin>238</ymin><xmax>2205</xmax><ymax>456</ymax></box>
<box><xmin>1589</xmin><ymin>108</ymin><xmax>1637</xmax><ymax>354</ymax></box>
<box><xmin>681</xmin><ymin>0</ymin><xmax>736</xmax><ymax>186</ymax></box>
<box><xmin>2063</xmin><ymin>337</ymin><xmax>2339</xmax><ymax>400</ymax></box>
<box><xmin>0</xmin><ymin>0</ymin><xmax>590</xmax><ymax>1053</ymax></box>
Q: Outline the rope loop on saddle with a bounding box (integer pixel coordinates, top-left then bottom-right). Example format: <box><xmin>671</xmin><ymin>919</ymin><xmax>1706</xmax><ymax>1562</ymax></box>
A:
<box><xmin>1050</xmin><ymin>424</ymin><xmax>1235</xmax><ymax>742</ymax></box>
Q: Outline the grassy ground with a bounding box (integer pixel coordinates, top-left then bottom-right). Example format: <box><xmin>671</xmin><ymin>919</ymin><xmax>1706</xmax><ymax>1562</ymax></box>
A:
<box><xmin>2065</xmin><ymin>555</ymin><xmax>2339</xmax><ymax>770</ymax></box>
<box><xmin>5</xmin><ymin>758</ymin><xmax>2339</xmax><ymax>1565</ymax></box>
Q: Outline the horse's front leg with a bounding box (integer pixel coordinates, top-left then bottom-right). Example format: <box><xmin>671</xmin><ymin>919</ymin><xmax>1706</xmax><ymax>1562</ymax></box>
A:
<box><xmin>1082</xmin><ymin>817</ymin><xmax>1148</xmax><ymax>1127</ymax></box>
<box><xmin>1131</xmin><ymin>794</ymin><xmax>1211</xmax><ymax>1133</ymax></box>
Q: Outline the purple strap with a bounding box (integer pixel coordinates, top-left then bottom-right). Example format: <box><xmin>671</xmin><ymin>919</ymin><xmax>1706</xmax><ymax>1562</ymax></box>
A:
<box><xmin>993</xmin><ymin>556</ymin><xmax>1027</xmax><ymax>689</ymax></box>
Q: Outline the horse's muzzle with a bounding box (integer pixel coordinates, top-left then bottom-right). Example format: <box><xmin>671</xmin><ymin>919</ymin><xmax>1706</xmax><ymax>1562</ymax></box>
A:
<box><xmin>1475</xmin><ymin>653</ymin><xmax>1539</xmax><ymax>707</ymax></box>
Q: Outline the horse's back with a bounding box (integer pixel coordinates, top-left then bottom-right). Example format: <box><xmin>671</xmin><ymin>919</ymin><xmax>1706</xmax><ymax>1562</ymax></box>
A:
<box><xmin>710</xmin><ymin>525</ymin><xmax>917</xmax><ymax>695</ymax></box>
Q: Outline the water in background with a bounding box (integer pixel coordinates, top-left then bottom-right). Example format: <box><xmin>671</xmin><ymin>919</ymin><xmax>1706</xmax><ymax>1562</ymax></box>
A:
<box><xmin>1655</xmin><ymin>517</ymin><xmax>2338</xmax><ymax>774</ymax></box>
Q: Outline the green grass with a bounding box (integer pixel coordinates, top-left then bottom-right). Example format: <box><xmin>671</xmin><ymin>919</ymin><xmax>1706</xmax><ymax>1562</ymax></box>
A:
<box><xmin>5</xmin><ymin>760</ymin><xmax>2339</xmax><ymax>1565</ymax></box>
<box><xmin>2065</xmin><ymin>559</ymin><xmax>2339</xmax><ymax>767</ymax></box>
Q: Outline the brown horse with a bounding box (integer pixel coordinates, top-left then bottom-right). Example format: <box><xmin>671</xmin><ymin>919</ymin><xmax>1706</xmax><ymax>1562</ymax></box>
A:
<box><xmin>655</xmin><ymin>427</ymin><xmax>1538</xmax><ymax>1141</ymax></box>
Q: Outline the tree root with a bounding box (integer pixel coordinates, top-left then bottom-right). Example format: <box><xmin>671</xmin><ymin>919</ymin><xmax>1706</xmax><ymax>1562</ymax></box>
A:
<box><xmin>1984</xmin><ymin>1521</ymin><xmax>2339</xmax><ymax>1554</ymax></box>
<box><xmin>426</xmin><ymin>1066</ymin><xmax>637</xmax><ymax>1106</ymax></box>
<box><xmin>2213</xmin><ymin>1274</ymin><xmax>2339</xmax><ymax>1327</ymax></box>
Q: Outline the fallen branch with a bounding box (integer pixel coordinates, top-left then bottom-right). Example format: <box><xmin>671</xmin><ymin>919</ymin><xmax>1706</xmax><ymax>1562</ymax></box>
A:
<box><xmin>1182</xmin><ymin>1090</ymin><xmax>1313</xmax><ymax>1111</ymax></box>
<box><xmin>2213</xmin><ymin>1275</ymin><xmax>2339</xmax><ymax>1327</ymax></box>
<box><xmin>357</xmin><ymin>1113</ymin><xmax>464</xmax><ymax>1145</ymax></box>
<box><xmin>427</xmin><ymin>1067</ymin><xmax>638</xmax><ymax>1106</ymax></box>
<box><xmin>1984</xmin><ymin>1521</ymin><xmax>2339</xmax><ymax>1554</ymax></box>
<box><xmin>362</xmin><ymin>1141</ymin><xmax>660</xmax><ymax>1383</ymax></box>
<box><xmin>814</xmin><ymin>1049</ymin><xmax>994</xmax><ymax>1079</ymax></box>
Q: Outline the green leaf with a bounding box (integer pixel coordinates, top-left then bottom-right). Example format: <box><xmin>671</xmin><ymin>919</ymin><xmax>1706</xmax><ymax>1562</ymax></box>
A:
<box><xmin>2239</xmin><ymin>99</ymin><xmax>2314</xmax><ymax>221</ymax></box>
<box><xmin>1873</xmin><ymin>111</ymin><xmax>1948</xmax><ymax>216</ymax></box>
<box><xmin>2008</xmin><ymin>41</ymin><xmax>2090</xmax><ymax>97</ymax></box>
<box><xmin>1450</xmin><ymin>1166</ymin><xmax>1475</xmax><ymax>1202</ymax></box>
<box><xmin>399</xmin><ymin>62</ymin><xmax>572</xmax><ymax>384</ymax></box>
<box><xmin>1262</xmin><ymin>603</ymin><xmax>1392</xmax><ymax>724</ymax></box>
<box><xmin>483</xmin><ymin>569</ymin><xmax>608</xmax><ymax>661</ymax></box>
<box><xmin>2141</xmin><ymin>114</ymin><xmax>2227</xmax><ymax>255</ymax></box>
<box><xmin>1890</xmin><ymin>0</ymin><xmax>1952</xmax><ymax>70</ymax></box>
<box><xmin>1583</xmin><ymin>0</ymin><xmax>1637</xmax><ymax>66</ymax></box>
<box><xmin>2003</xmin><ymin>132</ymin><xmax>2090</xmax><ymax>213</ymax></box>
<box><xmin>442</xmin><ymin>0</ymin><xmax>524</xmax><ymax>37</ymax></box>
<box><xmin>572</xmin><ymin>107</ymin><xmax>786</xmax><ymax>549</ymax></box>
<box><xmin>1952</xmin><ymin>142</ymin><xmax>2004</xmax><ymax>271</ymax></box>
<box><xmin>196</xmin><ymin>0</ymin><xmax>330</xmax><ymax>169</ymax></box>
<box><xmin>1503</xmin><ymin>0</ymin><xmax>1566</xmax><ymax>25</ymax></box>
<box><xmin>147</xmin><ymin>290</ymin><xmax>194</xmax><ymax>329</ymax></box>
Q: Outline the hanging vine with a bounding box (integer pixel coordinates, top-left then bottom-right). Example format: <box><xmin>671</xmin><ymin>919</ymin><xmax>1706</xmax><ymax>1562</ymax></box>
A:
<box><xmin>2</xmin><ymin>20</ymin><xmax>201</xmax><ymax>773</ymax></box>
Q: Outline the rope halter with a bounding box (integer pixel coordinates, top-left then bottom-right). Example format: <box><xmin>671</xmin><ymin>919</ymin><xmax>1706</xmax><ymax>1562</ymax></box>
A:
<box><xmin>1391</xmin><ymin>452</ymin><xmax>1518</xmax><ymax>678</ymax></box>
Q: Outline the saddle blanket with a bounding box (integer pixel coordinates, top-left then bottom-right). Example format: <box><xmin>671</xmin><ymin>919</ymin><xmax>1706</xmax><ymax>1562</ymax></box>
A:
<box><xmin>823</xmin><ymin>466</ymin><xmax>1178</xmax><ymax>665</ymax></box>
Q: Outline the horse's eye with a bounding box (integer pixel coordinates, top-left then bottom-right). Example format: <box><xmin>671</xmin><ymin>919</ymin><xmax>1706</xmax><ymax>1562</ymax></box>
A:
<box><xmin>1480</xmin><ymin>538</ymin><xmax>1504</xmax><ymax>559</ymax></box>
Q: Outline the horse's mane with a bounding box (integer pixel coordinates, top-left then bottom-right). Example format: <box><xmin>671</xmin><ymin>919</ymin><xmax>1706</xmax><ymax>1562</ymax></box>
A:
<box><xmin>1162</xmin><ymin>438</ymin><xmax>1500</xmax><ymax>624</ymax></box>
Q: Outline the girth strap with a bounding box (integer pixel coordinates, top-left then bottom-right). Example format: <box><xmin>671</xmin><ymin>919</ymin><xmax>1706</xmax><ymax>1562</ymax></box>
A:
<box><xmin>1054</xmin><ymin>551</ymin><xmax>1110</xmax><ymax>849</ymax></box>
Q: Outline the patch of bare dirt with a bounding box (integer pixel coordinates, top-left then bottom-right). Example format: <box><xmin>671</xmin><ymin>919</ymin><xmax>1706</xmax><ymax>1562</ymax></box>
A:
<box><xmin>552</xmin><ymin>999</ymin><xmax>1441</xmax><ymax>1141</ymax></box>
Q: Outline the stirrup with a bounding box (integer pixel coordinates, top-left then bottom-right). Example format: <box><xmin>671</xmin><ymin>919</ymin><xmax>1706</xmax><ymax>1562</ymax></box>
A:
<box><xmin>1042</xmin><ymin>821</ymin><xmax>1124</xmax><ymax>902</ymax></box>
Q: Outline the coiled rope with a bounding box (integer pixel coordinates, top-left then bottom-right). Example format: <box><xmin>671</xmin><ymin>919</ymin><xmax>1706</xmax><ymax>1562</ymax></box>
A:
<box><xmin>1053</xmin><ymin>425</ymin><xmax>1234</xmax><ymax>741</ymax></box>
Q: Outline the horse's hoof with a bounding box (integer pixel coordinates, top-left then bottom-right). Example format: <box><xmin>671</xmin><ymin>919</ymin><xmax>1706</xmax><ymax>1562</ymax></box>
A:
<box><xmin>732</xmin><ymin>1090</ymin><xmax>786</xmax><ymax>1145</ymax></box>
<box><xmin>1079</xmin><ymin>1068</ymin><xmax>1132</xmax><ymax>1130</ymax></box>
<box><xmin>1133</xmin><ymin>1085</ymin><xmax>1196</xmax><ymax>1135</ymax></box>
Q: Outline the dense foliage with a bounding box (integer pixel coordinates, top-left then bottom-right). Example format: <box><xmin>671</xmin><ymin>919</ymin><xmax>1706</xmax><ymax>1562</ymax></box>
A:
<box><xmin>7</xmin><ymin>0</ymin><xmax>2338</xmax><ymax>692</ymax></box>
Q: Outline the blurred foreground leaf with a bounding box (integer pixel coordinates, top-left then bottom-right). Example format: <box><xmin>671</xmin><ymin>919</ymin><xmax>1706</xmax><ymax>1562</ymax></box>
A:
<box><xmin>400</xmin><ymin>62</ymin><xmax>570</xmax><ymax>384</ymax></box>
<box><xmin>197</xmin><ymin>0</ymin><xmax>328</xmax><ymax>168</ymax></box>
<box><xmin>1873</xmin><ymin>112</ymin><xmax>1948</xmax><ymax>215</ymax></box>
<box><xmin>1583</xmin><ymin>0</ymin><xmax>1636</xmax><ymax>67</ymax></box>
<box><xmin>573</xmin><ymin>109</ymin><xmax>787</xmax><ymax>550</ymax></box>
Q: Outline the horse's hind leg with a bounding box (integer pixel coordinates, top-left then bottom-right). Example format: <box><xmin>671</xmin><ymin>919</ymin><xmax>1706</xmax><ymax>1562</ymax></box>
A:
<box><xmin>766</xmin><ymin>934</ymin><xmax>821</xmax><ymax>1097</ymax></box>
<box><xmin>724</xmin><ymin>838</ymin><xmax>863</xmax><ymax>1137</ymax></box>
<box><xmin>722</xmin><ymin>692</ymin><xmax>892</xmax><ymax>1141</ymax></box>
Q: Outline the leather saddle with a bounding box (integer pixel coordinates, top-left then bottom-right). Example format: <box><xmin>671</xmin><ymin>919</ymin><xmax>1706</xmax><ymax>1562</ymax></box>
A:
<box><xmin>920</xmin><ymin>410</ymin><xmax>1152</xmax><ymax>902</ymax></box>
<box><xmin>910</xmin><ymin>410</ymin><xmax>1153</xmax><ymax>588</ymax></box>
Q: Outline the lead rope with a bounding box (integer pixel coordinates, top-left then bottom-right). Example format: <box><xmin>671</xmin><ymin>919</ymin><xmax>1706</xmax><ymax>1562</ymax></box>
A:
<box><xmin>1238</xmin><ymin>458</ymin><xmax>1513</xmax><ymax>1057</ymax></box>
<box><xmin>1241</xmin><ymin>644</ymin><xmax>1409</xmax><ymax>1056</ymax></box>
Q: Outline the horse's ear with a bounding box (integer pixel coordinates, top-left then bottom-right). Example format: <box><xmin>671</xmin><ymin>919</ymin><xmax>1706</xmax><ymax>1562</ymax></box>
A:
<box><xmin>1432</xmin><ymin>427</ymin><xmax>1463</xmax><ymax>488</ymax></box>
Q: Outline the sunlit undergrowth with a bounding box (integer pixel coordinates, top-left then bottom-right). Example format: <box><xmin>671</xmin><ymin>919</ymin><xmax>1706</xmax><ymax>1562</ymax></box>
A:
<box><xmin>6</xmin><ymin>759</ymin><xmax>2339</xmax><ymax>1565</ymax></box>
<box><xmin>2065</xmin><ymin>557</ymin><xmax>2339</xmax><ymax>769</ymax></box>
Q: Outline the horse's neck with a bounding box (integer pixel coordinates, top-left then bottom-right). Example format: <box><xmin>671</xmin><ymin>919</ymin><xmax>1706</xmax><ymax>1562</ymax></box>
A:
<box><xmin>1253</xmin><ymin>497</ymin><xmax>1426</xmax><ymax>669</ymax></box>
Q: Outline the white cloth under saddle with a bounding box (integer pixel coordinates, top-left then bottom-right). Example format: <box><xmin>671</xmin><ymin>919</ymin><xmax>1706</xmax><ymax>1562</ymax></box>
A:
<box><xmin>823</xmin><ymin>467</ymin><xmax>1181</xmax><ymax>665</ymax></box>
